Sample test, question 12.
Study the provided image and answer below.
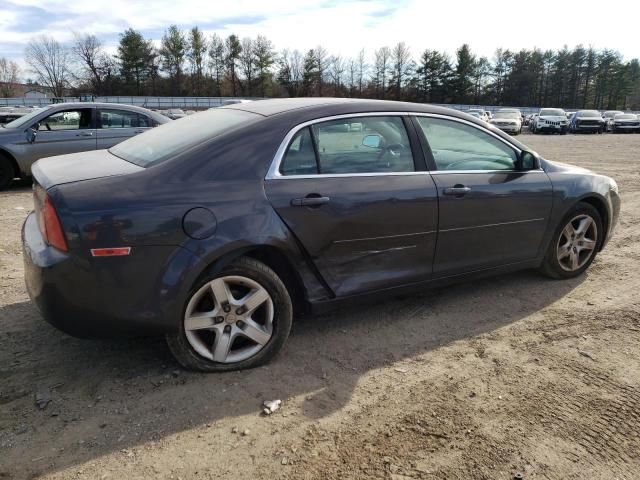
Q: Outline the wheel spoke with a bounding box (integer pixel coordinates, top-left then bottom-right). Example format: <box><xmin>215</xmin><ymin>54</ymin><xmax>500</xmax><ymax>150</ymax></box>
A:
<box><xmin>581</xmin><ymin>238</ymin><xmax>596</xmax><ymax>251</ymax></box>
<box><xmin>562</xmin><ymin>223</ymin><xmax>575</xmax><ymax>240</ymax></box>
<box><xmin>575</xmin><ymin>216</ymin><xmax>593</xmax><ymax>236</ymax></box>
<box><xmin>210</xmin><ymin>278</ymin><xmax>231</xmax><ymax>306</ymax></box>
<box><xmin>240</xmin><ymin>287</ymin><xmax>270</xmax><ymax>314</ymax></box>
<box><xmin>570</xmin><ymin>251</ymin><xmax>579</xmax><ymax>270</ymax></box>
<box><xmin>239</xmin><ymin>318</ymin><xmax>271</xmax><ymax>345</ymax></box>
<box><xmin>558</xmin><ymin>246</ymin><xmax>571</xmax><ymax>260</ymax></box>
<box><xmin>212</xmin><ymin>329</ymin><xmax>234</xmax><ymax>362</ymax></box>
<box><xmin>184</xmin><ymin>312</ymin><xmax>216</xmax><ymax>331</ymax></box>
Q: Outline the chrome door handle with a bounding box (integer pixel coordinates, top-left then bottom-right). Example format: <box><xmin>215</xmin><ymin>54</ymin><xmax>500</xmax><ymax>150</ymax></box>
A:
<box><xmin>291</xmin><ymin>196</ymin><xmax>330</xmax><ymax>207</ymax></box>
<box><xmin>76</xmin><ymin>131</ymin><xmax>94</xmax><ymax>137</ymax></box>
<box><xmin>443</xmin><ymin>185</ymin><xmax>471</xmax><ymax>196</ymax></box>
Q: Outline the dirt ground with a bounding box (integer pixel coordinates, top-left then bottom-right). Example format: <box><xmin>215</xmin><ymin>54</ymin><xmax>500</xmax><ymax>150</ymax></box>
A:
<box><xmin>1</xmin><ymin>132</ymin><xmax>639</xmax><ymax>480</ymax></box>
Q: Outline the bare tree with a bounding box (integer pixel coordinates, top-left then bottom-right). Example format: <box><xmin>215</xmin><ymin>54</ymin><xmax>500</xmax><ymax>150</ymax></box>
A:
<box><xmin>357</xmin><ymin>49</ymin><xmax>366</xmax><ymax>96</ymax></box>
<box><xmin>73</xmin><ymin>33</ymin><xmax>112</xmax><ymax>94</ymax></box>
<box><xmin>391</xmin><ymin>42</ymin><xmax>412</xmax><ymax>99</ymax></box>
<box><xmin>374</xmin><ymin>46</ymin><xmax>391</xmax><ymax>99</ymax></box>
<box><xmin>314</xmin><ymin>46</ymin><xmax>329</xmax><ymax>95</ymax></box>
<box><xmin>187</xmin><ymin>26</ymin><xmax>207</xmax><ymax>95</ymax></box>
<box><xmin>329</xmin><ymin>55</ymin><xmax>345</xmax><ymax>96</ymax></box>
<box><xmin>208</xmin><ymin>33</ymin><xmax>225</xmax><ymax>96</ymax></box>
<box><xmin>25</xmin><ymin>36</ymin><xmax>72</xmax><ymax>97</ymax></box>
<box><xmin>0</xmin><ymin>58</ymin><xmax>21</xmax><ymax>97</ymax></box>
<box><xmin>254</xmin><ymin>35</ymin><xmax>275</xmax><ymax>97</ymax></box>
<box><xmin>239</xmin><ymin>37</ymin><xmax>255</xmax><ymax>96</ymax></box>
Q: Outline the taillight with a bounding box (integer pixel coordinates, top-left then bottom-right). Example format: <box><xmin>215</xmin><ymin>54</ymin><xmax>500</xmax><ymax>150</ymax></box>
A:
<box><xmin>34</xmin><ymin>187</ymin><xmax>68</xmax><ymax>252</ymax></box>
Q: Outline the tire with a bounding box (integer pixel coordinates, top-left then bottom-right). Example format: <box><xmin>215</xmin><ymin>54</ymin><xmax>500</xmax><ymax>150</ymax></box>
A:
<box><xmin>0</xmin><ymin>155</ymin><xmax>16</xmax><ymax>191</ymax></box>
<box><xmin>539</xmin><ymin>202</ymin><xmax>603</xmax><ymax>279</ymax></box>
<box><xmin>166</xmin><ymin>257</ymin><xmax>293</xmax><ymax>372</ymax></box>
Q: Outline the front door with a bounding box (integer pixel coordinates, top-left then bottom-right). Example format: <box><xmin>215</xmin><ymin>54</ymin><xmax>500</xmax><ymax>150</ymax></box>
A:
<box><xmin>25</xmin><ymin>108</ymin><xmax>97</xmax><ymax>165</ymax></box>
<box><xmin>265</xmin><ymin>115</ymin><xmax>438</xmax><ymax>297</ymax></box>
<box><xmin>414</xmin><ymin>115</ymin><xmax>553</xmax><ymax>276</ymax></box>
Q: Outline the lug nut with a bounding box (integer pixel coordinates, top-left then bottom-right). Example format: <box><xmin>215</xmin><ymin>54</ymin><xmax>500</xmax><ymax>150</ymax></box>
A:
<box><xmin>237</xmin><ymin>320</ymin><xmax>244</xmax><ymax>327</ymax></box>
<box><xmin>223</xmin><ymin>304</ymin><xmax>231</xmax><ymax>313</ymax></box>
<box><xmin>236</xmin><ymin>307</ymin><xmax>245</xmax><ymax>315</ymax></box>
<box><xmin>215</xmin><ymin>316</ymin><xmax>224</xmax><ymax>323</ymax></box>
<box><xmin>224</xmin><ymin>325</ymin><xmax>231</xmax><ymax>333</ymax></box>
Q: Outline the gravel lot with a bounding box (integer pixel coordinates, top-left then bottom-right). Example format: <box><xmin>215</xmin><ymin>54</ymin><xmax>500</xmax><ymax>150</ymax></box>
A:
<box><xmin>1</xmin><ymin>132</ymin><xmax>639</xmax><ymax>480</ymax></box>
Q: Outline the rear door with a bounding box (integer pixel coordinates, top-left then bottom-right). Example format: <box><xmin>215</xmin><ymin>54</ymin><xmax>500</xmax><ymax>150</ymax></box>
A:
<box><xmin>414</xmin><ymin>115</ymin><xmax>553</xmax><ymax>276</ymax></box>
<box><xmin>96</xmin><ymin>108</ymin><xmax>150</xmax><ymax>149</ymax></box>
<box><xmin>24</xmin><ymin>107</ymin><xmax>96</xmax><ymax>165</ymax></box>
<box><xmin>265</xmin><ymin>114</ymin><xmax>438</xmax><ymax>297</ymax></box>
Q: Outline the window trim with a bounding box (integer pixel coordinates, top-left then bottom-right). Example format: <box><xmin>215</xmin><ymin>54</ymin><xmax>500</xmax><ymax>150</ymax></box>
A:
<box><xmin>266</xmin><ymin>112</ymin><xmax>541</xmax><ymax>179</ymax></box>
<box><xmin>97</xmin><ymin>108</ymin><xmax>144</xmax><ymax>129</ymax></box>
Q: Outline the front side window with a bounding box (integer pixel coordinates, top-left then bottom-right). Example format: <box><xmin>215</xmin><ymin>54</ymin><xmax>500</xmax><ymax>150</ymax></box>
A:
<box><xmin>37</xmin><ymin>109</ymin><xmax>92</xmax><ymax>131</ymax></box>
<box><xmin>417</xmin><ymin>117</ymin><xmax>518</xmax><ymax>171</ymax></box>
<box><xmin>279</xmin><ymin>116</ymin><xmax>415</xmax><ymax>175</ymax></box>
<box><xmin>99</xmin><ymin>109</ymin><xmax>140</xmax><ymax>129</ymax></box>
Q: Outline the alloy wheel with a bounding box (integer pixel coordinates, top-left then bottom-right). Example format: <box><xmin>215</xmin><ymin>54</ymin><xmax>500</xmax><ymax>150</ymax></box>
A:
<box><xmin>556</xmin><ymin>214</ymin><xmax>598</xmax><ymax>272</ymax></box>
<box><xmin>184</xmin><ymin>275</ymin><xmax>274</xmax><ymax>363</ymax></box>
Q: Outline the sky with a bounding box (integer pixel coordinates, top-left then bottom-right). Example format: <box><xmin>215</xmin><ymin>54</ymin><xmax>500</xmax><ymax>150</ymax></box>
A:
<box><xmin>1</xmin><ymin>0</ymin><xmax>638</xmax><ymax>74</ymax></box>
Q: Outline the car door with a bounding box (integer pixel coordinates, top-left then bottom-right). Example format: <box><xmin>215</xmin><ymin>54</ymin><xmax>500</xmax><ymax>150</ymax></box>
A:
<box><xmin>265</xmin><ymin>114</ymin><xmax>439</xmax><ymax>297</ymax></box>
<box><xmin>413</xmin><ymin>115</ymin><xmax>553</xmax><ymax>276</ymax></box>
<box><xmin>24</xmin><ymin>107</ymin><xmax>97</xmax><ymax>165</ymax></box>
<box><xmin>96</xmin><ymin>108</ymin><xmax>150</xmax><ymax>149</ymax></box>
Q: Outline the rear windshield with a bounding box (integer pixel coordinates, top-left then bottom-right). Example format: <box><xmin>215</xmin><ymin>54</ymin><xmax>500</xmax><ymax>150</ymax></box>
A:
<box><xmin>110</xmin><ymin>108</ymin><xmax>259</xmax><ymax>167</ymax></box>
<box><xmin>578</xmin><ymin>110</ymin><xmax>601</xmax><ymax>118</ymax></box>
<box><xmin>539</xmin><ymin>109</ymin><xmax>565</xmax><ymax>116</ymax></box>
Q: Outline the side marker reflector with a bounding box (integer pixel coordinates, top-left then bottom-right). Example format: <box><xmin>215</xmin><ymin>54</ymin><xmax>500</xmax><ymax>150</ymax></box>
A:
<box><xmin>91</xmin><ymin>247</ymin><xmax>131</xmax><ymax>257</ymax></box>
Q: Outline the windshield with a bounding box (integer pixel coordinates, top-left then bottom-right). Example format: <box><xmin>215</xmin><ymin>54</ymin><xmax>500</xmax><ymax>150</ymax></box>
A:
<box><xmin>494</xmin><ymin>112</ymin><xmax>520</xmax><ymax>119</ymax></box>
<box><xmin>539</xmin><ymin>109</ymin><xmax>565</xmax><ymax>117</ymax></box>
<box><xmin>110</xmin><ymin>108</ymin><xmax>259</xmax><ymax>167</ymax></box>
<box><xmin>578</xmin><ymin>110</ymin><xmax>601</xmax><ymax>118</ymax></box>
<box><xmin>604</xmin><ymin>111</ymin><xmax>623</xmax><ymax>118</ymax></box>
<box><xmin>3</xmin><ymin>106</ymin><xmax>52</xmax><ymax>129</ymax></box>
<box><xmin>615</xmin><ymin>114</ymin><xmax>637</xmax><ymax>120</ymax></box>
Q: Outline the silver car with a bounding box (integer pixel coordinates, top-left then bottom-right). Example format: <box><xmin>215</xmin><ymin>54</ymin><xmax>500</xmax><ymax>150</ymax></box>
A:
<box><xmin>0</xmin><ymin>102</ymin><xmax>169</xmax><ymax>189</ymax></box>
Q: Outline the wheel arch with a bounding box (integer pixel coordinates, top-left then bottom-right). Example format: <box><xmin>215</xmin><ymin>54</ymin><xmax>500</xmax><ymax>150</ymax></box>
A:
<box><xmin>0</xmin><ymin>148</ymin><xmax>22</xmax><ymax>179</ymax></box>
<box><xmin>576</xmin><ymin>195</ymin><xmax>609</xmax><ymax>251</ymax></box>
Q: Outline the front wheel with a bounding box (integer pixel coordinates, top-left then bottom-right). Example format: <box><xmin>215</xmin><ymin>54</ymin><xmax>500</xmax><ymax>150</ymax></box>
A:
<box><xmin>166</xmin><ymin>257</ymin><xmax>293</xmax><ymax>372</ymax></box>
<box><xmin>540</xmin><ymin>203</ymin><xmax>603</xmax><ymax>279</ymax></box>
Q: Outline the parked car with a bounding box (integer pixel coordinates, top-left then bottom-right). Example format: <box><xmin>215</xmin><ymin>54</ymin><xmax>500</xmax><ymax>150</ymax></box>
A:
<box><xmin>602</xmin><ymin>110</ymin><xmax>624</xmax><ymax>132</ymax></box>
<box><xmin>569</xmin><ymin>110</ymin><xmax>605</xmax><ymax>133</ymax></box>
<box><xmin>22</xmin><ymin>99</ymin><xmax>620</xmax><ymax>372</ymax></box>
<box><xmin>532</xmin><ymin>108</ymin><xmax>569</xmax><ymax>134</ymax></box>
<box><xmin>467</xmin><ymin>108</ymin><xmax>489</xmax><ymax>121</ymax></box>
<box><xmin>165</xmin><ymin>109</ymin><xmax>186</xmax><ymax>120</ymax></box>
<box><xmin>467</xmin><ymin>111</ymin><xmax>485</xmax><ymax>121</ymax></box>
<box><xmin>490</xmin><ymin>109</ymin><xmax>523</xmax><ymax>135</ymax></box>
<box><xmin>609</xmin><ymin>113</ymin><xmax>640</xmax><ymax>133</ymax></box>
<box><xmin>0</xmin><ymin>102</ymin><xmax>168</xmax><ymax>189</ymax></box>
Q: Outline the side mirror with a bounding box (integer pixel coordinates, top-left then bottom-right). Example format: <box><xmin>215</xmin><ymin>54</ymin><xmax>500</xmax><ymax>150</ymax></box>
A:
<box><xmin>26</xmin><ymin>127</ymin><xmax>38</xmax><ymax>143</ymax></box>
<box><xmin>520</xmin><ymin>151</ymin><xmax>538</xmax><ymax>170</ymax></box>
<box><xmin>362</xmin><ymin>134</ymin><xmax>382</xmax><ymax>149</ymax></box>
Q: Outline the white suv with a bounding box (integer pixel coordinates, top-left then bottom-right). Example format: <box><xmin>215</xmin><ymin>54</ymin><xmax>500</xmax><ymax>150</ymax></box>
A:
<box><xmin>533</xmin><ymin>108</ymin><xmax>569</xmax><ymax>134</ymax></box>
<box><xmin>490</xmin><ymin>109</ymin><xmax>523</xmax><ymax>135</ymax></box>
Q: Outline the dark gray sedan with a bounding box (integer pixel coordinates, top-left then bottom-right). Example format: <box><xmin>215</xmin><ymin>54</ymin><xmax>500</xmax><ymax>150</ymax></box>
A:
<box><xmin>22</xmin><ymin>98</ymin><xmax>620</xmax><ymax>372</ymax></box>
<box><xmin>0</xmin><ymin>102</ymin><xmax>169</xmax><ymax>189</ymax></box>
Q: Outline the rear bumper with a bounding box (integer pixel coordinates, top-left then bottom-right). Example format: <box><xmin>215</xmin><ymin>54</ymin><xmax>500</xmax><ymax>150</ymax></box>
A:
<box><xmin>22</xmin><ymin>212</ymin><xmax>190</xmax><ymax>337</ymax></box>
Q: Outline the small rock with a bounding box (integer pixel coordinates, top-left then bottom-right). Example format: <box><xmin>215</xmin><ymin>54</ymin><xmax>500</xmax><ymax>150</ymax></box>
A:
<box><xmin>469</xmin><ymin>391</ymin><xmax>476</xmax><ymax>398</ymax></box>
<box><xmin>263</xmin><ymin>399</ymin><xmax>282</xmax><ymax>415</ymax></box>
<box><xmin>231</xmin><ymin>427</ymin><xmax>238</xmax><ymax>434</ymax></box>
<box><xmin>281</xmin><ymin>457</ymin><xmax>288</xmax><ymax>465</ymax></box>
<box><xmin>99</xmin><ymin>422</ymin><xmax>107</xmax><ymax>428</ymax></box>
<box><xmin>241</xmin><ymin>429</ymin><xmax>250</xmax><ymax>436</ymax></box>
<box><xmin>171</xmin><ymin>370</ymin><xmax>180</xmax><ymax>377</ymax></box>
<box><xmin>35</xmin><ymin>388</ymin><xmax>51</xmax><ymax>410</ymax></box>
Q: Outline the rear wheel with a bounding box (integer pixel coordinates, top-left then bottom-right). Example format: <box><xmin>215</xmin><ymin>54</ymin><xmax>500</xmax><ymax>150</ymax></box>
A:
<box><xmin>540</xmin><ymin>203</ymin><xmax>602</xmax><ymax>279</ymax></box>
<box><xmin>0</xmin><ymin>155</ymin><xmax>16</xmax><ymax>191</ymax></box>
<box><xmin>166</xmin><ymin>257</ymin><xmax>293</xmax><ymax>372</ymax></box>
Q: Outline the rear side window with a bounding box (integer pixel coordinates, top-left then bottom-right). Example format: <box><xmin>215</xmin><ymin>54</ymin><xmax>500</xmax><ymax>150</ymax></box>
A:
<box><xmin>110</xmin><ymin>108</ymin><xmax>259</xmax><ymax>167</ymax></box>
<box><xmin>279</xmin><ymin>116</ymin><xmax>415</xmax><ymax>175</ymax></box>
<box><xmin>417</xmin><ymin>117</ymin><xmax>517</xmax><ymax>171</ymax></box>
<box><xmin>99</xmin><ymin>109</ymin><xmax>140</xmax><ymax>128</ymax></box>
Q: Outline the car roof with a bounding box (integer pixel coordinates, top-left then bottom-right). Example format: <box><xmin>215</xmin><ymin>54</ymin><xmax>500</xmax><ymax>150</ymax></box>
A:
<box><xmin>224</xmin><ymin>97</ymin><xmax>473</xmax><ymax>119</ymax></box>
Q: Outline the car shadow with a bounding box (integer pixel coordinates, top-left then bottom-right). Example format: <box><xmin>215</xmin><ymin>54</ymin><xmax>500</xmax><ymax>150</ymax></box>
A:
<box><xmin>0</xmin><ymin>269</ymin><xmax>584</xmax><ymax>477</ymax></box>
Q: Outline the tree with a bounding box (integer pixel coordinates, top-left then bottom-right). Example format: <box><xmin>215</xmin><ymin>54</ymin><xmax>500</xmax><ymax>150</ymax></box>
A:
<box><xmin>225</xmin><ymin>34</ymin><xmax>242</xmax><ymax>96</ymax></box>
<box><xmin>208</xmin><ymin>34</ymin><xmax>225</xmax><ymax>96</ymax></box>
<box><xmin>277</xmin><ymin>49</ymin><xmax>303</xmax><ymax>97</ymax></box>
<box><xmin>302</xmin><ymin>49</ymin><xmax>318</xmax><ymax>96</ymax></box>
<box><xmin>72</xmin><ymin>33</ymin><xmax>110</xmax><ymax>94</ymax></box>
<box><xmin>391</xmin><ymin>42</ymin><xmax>412</xmax><ymax>99</ymax></box>
<box><xmin>314</xmin><ymin>46</ymin><xmax>329</xmax><ymax>96</ymax></box>
<box><xmin>452</xmin><ymin>44</ymin><xmax>476</xmax><ymax>103</ymax></box>
<box><xmin>239</xmin><ymin>37</ymin><xmax>256</xmax><ymax>96</ymax></box>
<box><xmin>116</xmin><ymin>28</ymin><xmax>155</xmax><ymax>95</ymax></box>
<box><xmin>329</xmin><ymin>55</ymin><xmax>345</xmax><ymax>96</ymax></box>
<box><xmin>160</xmin><ymin>25</ymin><xmax>188</xmax><ymax>95</ymax></box>
<box><xmin>357</xmin><ymin>49</ymin><xmax>366</xmax><ymax>96</ymax></box>
<box><xmin>25</xmin><ymin>36</ymin><xmax>72</xmax><ymax>97</ymax></box>
<box><xmin>0</xmin><ymin>58</ymin><xmax>21</xmax><ymax>97</ymax></box>
<box><xmin>373</xmin><ymin>46</ymin><xmax>391</xmax><ymax>98</ymax></box>
<box><xmin>187</xmin><ymin>27</ymin><xmax>207</xmax><ymax>95</ymax></box>
<box><xmin>254</xmin><ymin>35</ymin><xmax>275</xmax><ymax>97</ymax></box>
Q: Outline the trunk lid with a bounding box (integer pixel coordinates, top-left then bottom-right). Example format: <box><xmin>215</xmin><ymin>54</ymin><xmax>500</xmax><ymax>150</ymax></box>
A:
<box><xmin>31</xmin><ymin>149</ymin><xmax>143</xmax><ymax>190</ymax></box>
